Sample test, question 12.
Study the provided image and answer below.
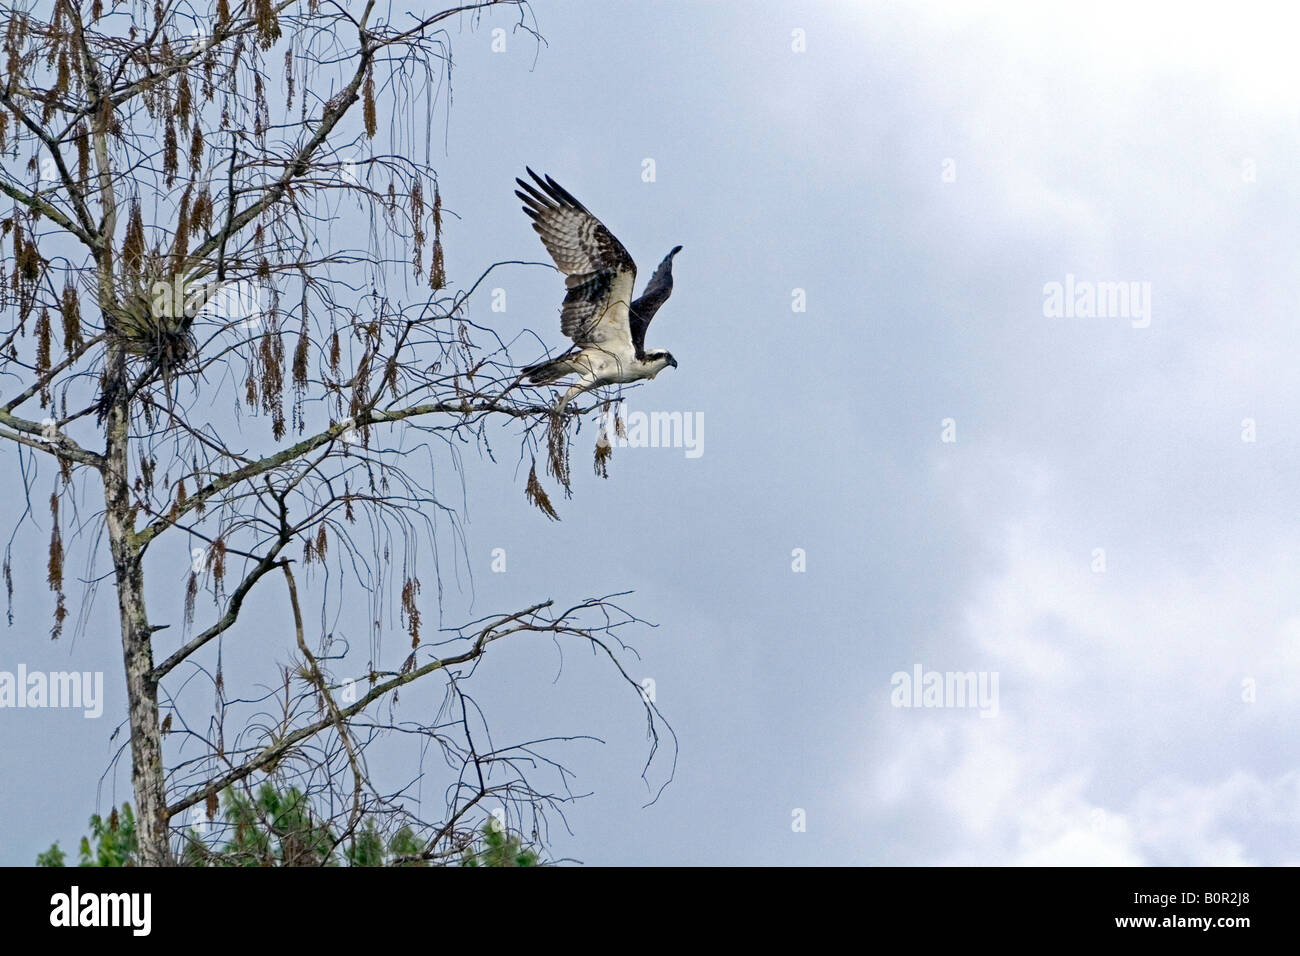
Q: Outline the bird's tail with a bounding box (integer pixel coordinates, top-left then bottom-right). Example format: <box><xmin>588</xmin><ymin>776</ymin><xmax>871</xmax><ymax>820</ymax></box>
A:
<box><xmin>521</xmin><ymin>355</ymin><xmax>574</xmax><ymax>385</ymax></box>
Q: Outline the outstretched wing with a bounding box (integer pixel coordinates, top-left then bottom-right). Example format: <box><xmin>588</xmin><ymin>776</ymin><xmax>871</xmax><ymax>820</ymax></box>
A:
<box><xmin>516</xmin><ymin>169</ymin><xmax>637</xmax><ymax>350</ymax></box>
<box><xmin>629</xmin><ymin>245</ymin><xmax>681</xmax><ymax>359</ymax></box>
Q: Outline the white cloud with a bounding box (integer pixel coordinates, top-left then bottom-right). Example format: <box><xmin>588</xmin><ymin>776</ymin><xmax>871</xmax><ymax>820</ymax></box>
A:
<box><xmin>869</xmin><ymin>450</ymin><xmax>1300</xmax><ymax>863</ymax></box>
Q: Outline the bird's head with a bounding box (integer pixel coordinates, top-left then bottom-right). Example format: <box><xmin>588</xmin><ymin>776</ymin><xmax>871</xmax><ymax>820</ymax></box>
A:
<box><xmin>646</xmin><ymin>350</ymin><xmax>678</xmax><ymax>374</ymax></box>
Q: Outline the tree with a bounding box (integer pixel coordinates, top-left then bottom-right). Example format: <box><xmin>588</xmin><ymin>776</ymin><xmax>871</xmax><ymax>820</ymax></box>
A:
<box><xmin>3</xmin><ymin>0</ymin><xmax>670</xmax><ymax>865</ymax></box>
<box><xmin>39</xmin><ymin>790</ymin><xmax>541</xmax><ymax>866</ymax></box>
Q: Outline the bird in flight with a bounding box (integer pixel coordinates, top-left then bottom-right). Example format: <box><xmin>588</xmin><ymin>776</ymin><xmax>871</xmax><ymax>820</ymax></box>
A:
<box><xmin>515</xmin><ymin>168</ymin><xmax>681</xmax><ymax>412</ymax></box>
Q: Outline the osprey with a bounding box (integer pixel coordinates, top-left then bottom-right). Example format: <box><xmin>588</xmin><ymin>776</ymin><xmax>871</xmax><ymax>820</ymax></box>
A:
<box><xmin>515</xmin><ymin>168</ymin><xmax>682</xmax><ymax>412</ymax></box>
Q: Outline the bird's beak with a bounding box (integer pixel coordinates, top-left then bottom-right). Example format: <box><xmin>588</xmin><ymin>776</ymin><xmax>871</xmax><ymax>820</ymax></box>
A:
<box><xmin>668</xmin><ymin>356</ymin><xmax>678</xmax><ymax>369</ymax></box>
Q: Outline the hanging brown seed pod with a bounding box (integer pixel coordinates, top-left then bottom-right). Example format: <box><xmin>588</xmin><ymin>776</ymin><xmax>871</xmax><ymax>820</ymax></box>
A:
<box><xmin>60</xmin><ymin>280</ymin><xmax>82</xmax><ymax>352</ymax></box>
<box><xmin>210</xmin><ymin>536</ymin><xmax>226</xmax><ymax>585</ymax></box>
<box><xmin>122</xmin><ymin>200</ymin><xmax>145</xmax><ymax>276</ymax></box>
<box><xmin>525</xmin><ymin>463</ymin><xmax>559</xmax><ymax>521</ymax></box>
<box><xmin>171</xmin><ymin>188</ymin><xmax>192</xmax><ymax>273</ymax></box>
<box><xmin>401</xmin><ymin>576</ymin><xmax>420</xmax><ymax>647</ymax></box>
<box><xmin>429</xmin><ymin>185</ymin><xmax>445</xmax><ymax>289</ymax></box>
<box><xmin>163</xmin><ymin>119</ymin><xmax>178</xmax><ymax>185</ymax></box>
<box><xmin>35</xmin><ymin>307</ymin><xmax>51</xmax><ymax>404</ymax></box>
<box><xmin>253</xmin><ymin>0</ymin><xmax>281</xmax><ymax>50</ymax></box>
<box><xmin>47</xmin><ymin>491</ymin><xmax>63</xmax><ymax>595</ymax></box>
<box><xmin>292</xmin><ymin>319</ymin><xmax>310</xmax><ymax>391</ymax></box>
<box><xmin>75</xmin><ymin>122</ymin><xmax>89</xmax><ymax>184</ymax></box>
<box><xmin>363</xmin><ymin>64</ymin><xmax>377</xmax><ymax>138</ymax></box>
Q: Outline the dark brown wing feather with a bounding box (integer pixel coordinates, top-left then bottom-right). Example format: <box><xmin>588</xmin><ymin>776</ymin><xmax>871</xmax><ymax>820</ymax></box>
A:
<box><xmin>515</xmin><ymin>169</ymin><xmax>637</xmax><ymax>347</ymax></box>
<box><xmin>629</xmin><ymin>245</ymin><xmax>681</xmax><ymax>359</ymax></box>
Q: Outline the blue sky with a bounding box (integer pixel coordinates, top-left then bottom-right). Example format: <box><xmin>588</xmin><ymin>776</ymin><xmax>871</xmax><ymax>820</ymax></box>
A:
<box><xmin>4</xmin><ymin>0</ymin><xmax>1300</xmax><ymax>865</ymax></box>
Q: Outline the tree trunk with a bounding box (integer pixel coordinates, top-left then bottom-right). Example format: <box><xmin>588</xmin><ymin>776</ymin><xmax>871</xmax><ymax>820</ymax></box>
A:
<box><xmin>103</xmin><ymin>357</ymin><xmax>170</xmax><ymax>866</ymax></box>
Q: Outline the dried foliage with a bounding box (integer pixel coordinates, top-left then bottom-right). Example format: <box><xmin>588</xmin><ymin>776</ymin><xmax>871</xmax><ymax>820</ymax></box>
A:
<box><xmin>594</xmin><ymin>431</ymin><xmax>612</xmax><ymax>478</ymax></box>
<box><xmin>525</xmin><ymin>461</ymin><xmax>558</xmax><ymax>520</ymax></box>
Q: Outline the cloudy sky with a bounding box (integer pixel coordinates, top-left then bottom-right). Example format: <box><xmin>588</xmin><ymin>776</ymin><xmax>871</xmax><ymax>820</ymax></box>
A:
<box><xmin>5</xmin><ymin>0</ymin><xmax>1300</xmax><ymax>865</ymax></box>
